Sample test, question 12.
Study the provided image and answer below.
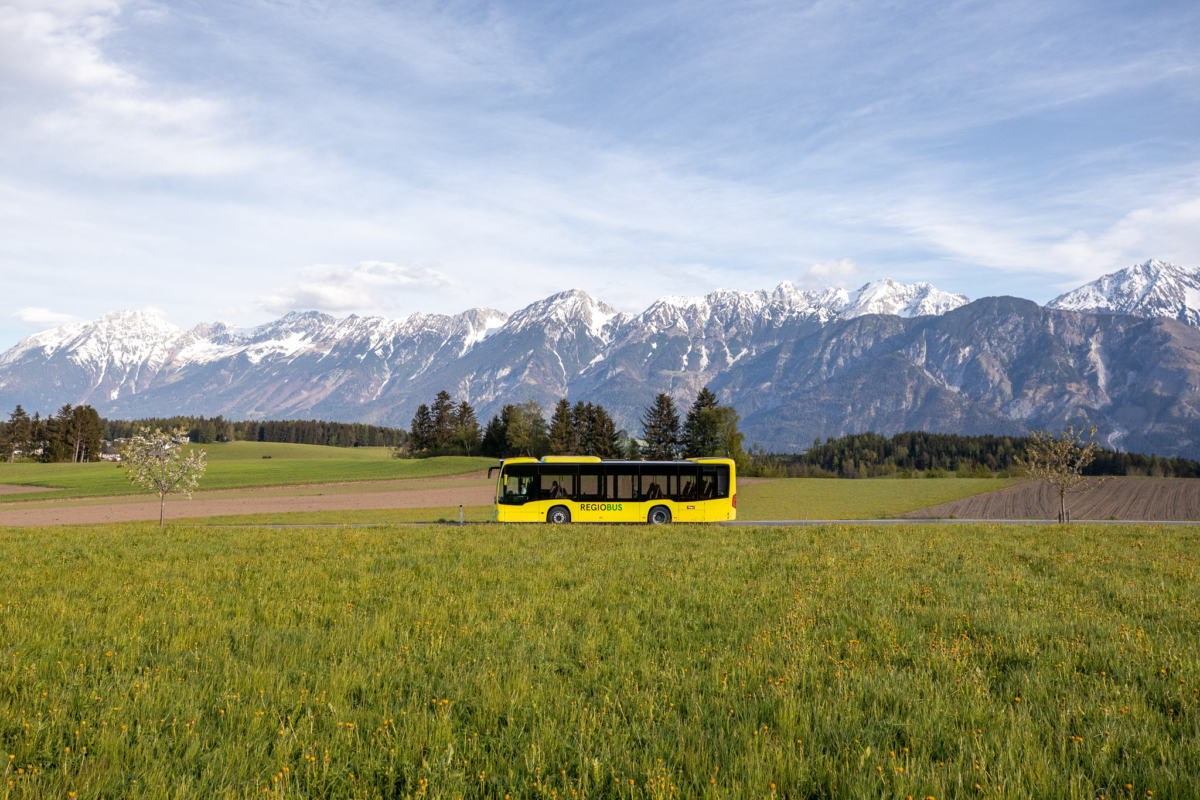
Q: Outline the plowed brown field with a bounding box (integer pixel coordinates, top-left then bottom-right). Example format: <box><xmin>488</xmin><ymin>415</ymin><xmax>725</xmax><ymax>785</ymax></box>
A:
<box><xmin>901</xmin><ymin>476</ymin><xmax>1200</xmax><ymax>520</ymax></box>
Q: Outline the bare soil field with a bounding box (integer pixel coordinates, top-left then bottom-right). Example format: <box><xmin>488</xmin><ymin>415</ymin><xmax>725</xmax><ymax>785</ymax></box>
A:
<box><xmin>0</xmin><ymin>484</ymin><xmax>56</xmax><ymax>495</ymax></box>
<box><xmin>0</xmin><ymin>473</ymin><xmax>496</xmax><ymax>526</ymax></box>
<box><xmin>901</xmin><ymin>476</ymin><xmax>1200</xmax><ymax>520</ymax></box>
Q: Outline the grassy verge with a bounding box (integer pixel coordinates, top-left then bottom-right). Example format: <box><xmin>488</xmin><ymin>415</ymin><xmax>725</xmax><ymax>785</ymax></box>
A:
<box><xmin>0</xmin><ymin>445</ymin><xmax>495</xmax><ymax>503</ymax></box>
<box><xmin>737</xmin><ymin>476</ymin><xmax>1024</xmax><ymax>519</ymax></box>
<box><xmin>0</xmin><ymin>522</ymin><xmax>1195</xmax><ymax>798</ymax></box>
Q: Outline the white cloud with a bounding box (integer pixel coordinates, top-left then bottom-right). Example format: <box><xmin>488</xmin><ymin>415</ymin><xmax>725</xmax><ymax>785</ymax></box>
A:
<box><xmin>12</xmin><ymin>307</ymin><xmax>84</xmax><ymax>328</ymax></box>
<box><xmin>1049</xmin><ymin>195</ymin><xmax>1200</xmax><ymax>283</ymax></box>
<box><xmin>801</xmin><ymin>258</ymin><xmax>860</xmax><ymax>290</ymax></box>
<box><xmin>256</xmin><ymin>261</ymin><xmax>456</xmax><ymax>314</ymax></box>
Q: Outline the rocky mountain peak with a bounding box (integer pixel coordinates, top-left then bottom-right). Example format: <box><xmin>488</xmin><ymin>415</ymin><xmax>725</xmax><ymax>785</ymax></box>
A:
<box><xmin>1047</xmin><ymin>259</ymin><xmax>1200</xmax><ymax>325</ymax></box>
<box><xmin>841</xmin><ymin>278</ymin><xmax>970</xmax><ymax>319</ymax></box>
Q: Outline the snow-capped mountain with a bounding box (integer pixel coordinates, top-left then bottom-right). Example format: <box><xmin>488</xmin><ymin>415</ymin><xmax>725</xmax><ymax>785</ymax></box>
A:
<box><xmin>0</xmin><ymin>278</ymin><xmax>968</xmax><ymax>426</ymax></box>
<box><xmin>1047</xmin><ymin>259</ymin><xmax>1200</xmax><ymax>325</ymax></box>
<box><xmin>8</xmin><ymin>272</ymin><xmax>1200</xmax><ymax>457</ymax></box>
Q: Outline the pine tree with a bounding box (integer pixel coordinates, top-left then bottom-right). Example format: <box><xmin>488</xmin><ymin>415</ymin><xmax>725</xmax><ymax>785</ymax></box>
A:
<box><xmin>5</xmin><ymin>405</ymin><xmax>32</xmax><ymax>462</ymax></box>
<box><xmin>43</xmin><ymin>403</ymin><xmax>75</xmax><ymax>462</ymax></box>
<box><xmin>431</xmin><ymin>390</ymin><xmax>456</xmax><ymax>450</ymax></box>
<box><xmin>548</xmin><ymin>398</ymin><xmax>577</xmax><ymax>455</ymax></box>
<box><xmin>590</xmin><ymin>404</ymin><xmax>619</xmax><ymax>459</ymax></box>
<box><xmin>480</xmin><ymin>413</ymin><xmax>508</xmax><ymax>458</ymax></box>
<box><xmin>453</xmin><ymin>400</ymin><xmax>481</xmax><ymax>455</ymax></box>
<box><xmin>682</xmin><ymin>388</ymin><xmax>721</xmax><ymax>457</ymax></box>
<box><xmin>640</xmin><ymin>393</ymin><xmax>681</xmax><ymax>460</ymax></box>
<box><xmin>409</xmin><ymin>404</ymin><xmax>434</xmax><ymax>452</ymax></box>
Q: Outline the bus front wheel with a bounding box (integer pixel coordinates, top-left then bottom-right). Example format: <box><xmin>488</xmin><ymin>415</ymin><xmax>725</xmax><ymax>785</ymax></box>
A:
<box><xmin>547</xmin><ymin>506</ymin><xmax>572</xmax><ymax>524</ymax></box>
<box><xmin>647</xmin><ymin>506</ymin><xmax>672</xmax><ymax>525</ymax></box>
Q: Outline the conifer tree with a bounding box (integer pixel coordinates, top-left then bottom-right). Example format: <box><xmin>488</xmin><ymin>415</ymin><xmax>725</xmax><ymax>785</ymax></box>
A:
<box><xmin>409</xmin><ymin>404</ymin><xmax>434</xmax><ymax>452</ymax></box>
<box><xmin>640</xmin><ymin>393</ymin><xmax>681</xmax><ymax>460</ymax></box>
<box><xmin>548</xmin><ymin>398</ymin><xmax>577</xmax><ymax>455</ymax></box>
<box><xmin>5</xmin><ymin>405</ymin><xmax>32</xmax><ymax>462</ymax></box>
<box><xmin>682</xmin><ymin>388</ymin><xmax>721</xmax><ymax>457</ymax></box>
<box><xmin>480</xmin><ymin>412</ymin><xmax>509</xmax><ymax>458</ymax></box>
<box><xmin>453</xmin><ymin>400</ymin><xmax>481</xmax><ymax>455</ymax></box>
<box><xmin>431</xmin><ymin>390</ymin><xmax>456</xmax><ymax>449</ymax></box>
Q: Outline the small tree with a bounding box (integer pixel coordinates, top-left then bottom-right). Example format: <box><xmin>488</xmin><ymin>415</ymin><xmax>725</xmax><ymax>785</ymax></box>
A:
<box><xmin>1016</xmin><ymin>424</ymin><xmax>1107</xmax><ymax>523</ymax></box>
<box><xmin>121</xmin><ymin>427</ymin><xmax>207</xmax><ymax>526</ymax></box>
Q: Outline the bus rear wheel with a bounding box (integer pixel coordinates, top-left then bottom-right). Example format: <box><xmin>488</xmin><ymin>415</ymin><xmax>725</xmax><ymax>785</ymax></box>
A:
<box><xmin>647</xmin><ymin>506</ymin><xmax>672</xmax><ymax>525</ymax></box>
<box><xmin>547</xmin><ymin>506</ymin><xmax>572</xmax><ymax>524</ymax></box>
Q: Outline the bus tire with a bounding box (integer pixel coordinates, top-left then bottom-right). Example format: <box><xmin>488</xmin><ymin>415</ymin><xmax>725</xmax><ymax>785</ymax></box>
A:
<box><xmin>647</xmin><ymin>506</ymin><xmax>672</xmax><ymax>525</ymax></box>
<box><xmin>547</xmin><ymin>506</ymin><xmax>572</xmax><ymax>524</ymax></box>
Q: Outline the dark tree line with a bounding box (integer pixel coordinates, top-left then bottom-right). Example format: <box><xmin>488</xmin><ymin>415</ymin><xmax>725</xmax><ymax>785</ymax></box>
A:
<box><xmin>409</xmin><ymin>385</ymin><xmax>748</xmax><ymax>463</ymax></box>
<box><xmin>0</xmin><ymin>404</ymin><xmax>103</xmax><ymax>463</ymax></box>
<box><xmin>749</xmin><ymin>430</ymin><xmax>1200</xmax><ymax>479</ymax></box>
<box><xmin>102</xmin><ymin>416</ymin><xmax>406</xmax><ymax>448</ymax></box>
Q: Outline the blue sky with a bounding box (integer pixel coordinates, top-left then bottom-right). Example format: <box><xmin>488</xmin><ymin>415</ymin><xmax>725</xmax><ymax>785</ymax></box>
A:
<box><xmin>1</xmin><ymin>0</ymin><xmax>1198</xmax><ymax>345</ymax></box>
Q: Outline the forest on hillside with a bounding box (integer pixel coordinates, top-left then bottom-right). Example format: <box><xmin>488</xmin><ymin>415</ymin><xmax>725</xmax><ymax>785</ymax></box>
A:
<box><xmin>750</xmin><ymin>431</ymin><xmax>1200</xmax><ymax>478</ymax></box>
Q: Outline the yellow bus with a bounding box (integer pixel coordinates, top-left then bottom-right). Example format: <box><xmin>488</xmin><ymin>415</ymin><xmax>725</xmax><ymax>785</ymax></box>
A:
<box><xmin>490</xmin><ymin>456</ymin><xmax>736</xmax><ymax>523</ymax></box>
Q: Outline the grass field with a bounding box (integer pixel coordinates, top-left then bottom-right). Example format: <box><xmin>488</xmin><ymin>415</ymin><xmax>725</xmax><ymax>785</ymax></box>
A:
<box><xmin>0</xmin><ymin>522</ymin><xmax>1196</xmax><ymax>798</ymax></box>
<box><xmin>0</xmin><ymin>443</ymin><xmax>494</xmax><ymax>503</ymax></box>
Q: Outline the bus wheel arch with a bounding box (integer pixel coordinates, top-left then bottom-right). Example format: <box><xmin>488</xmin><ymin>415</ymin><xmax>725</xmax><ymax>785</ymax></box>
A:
<box><xmin>647</xmin><ymin>506</ymin><xmax>672</xmax><ymax>525</ymax></box>
<box><xmin>547</xmin><ymin>505</ymin><xmax>572</xmax><ymax>524</ymax></box>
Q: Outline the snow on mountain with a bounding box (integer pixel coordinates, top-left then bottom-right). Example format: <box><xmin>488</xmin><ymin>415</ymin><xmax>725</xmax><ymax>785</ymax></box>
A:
<box><xmin>0</xmin><ymin>278</ymin><xmax>967</xmax><ymax>423</ymax></box>
<box><xmin>1047</xmin><ymin>259</ymin><xmax>1200</xmax><ymax>326</ymax></box>
<box><xmin>501</xmin><ymin>289</ymin><xmax>629</xmax><ymax>342</ymax></box>
<box><xmin>841</xmin><ymin>278</ymin><xmax>969</xmax><ymax>319</ymax></box>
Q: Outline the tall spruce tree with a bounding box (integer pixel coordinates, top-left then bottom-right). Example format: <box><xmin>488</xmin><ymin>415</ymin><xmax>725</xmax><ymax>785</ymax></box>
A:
<box><xmin>547</xmin><ymin>398</ymin><xmax>577</xmax><ymax>455</ymax></box>
<box><xmin>640</xmin><ymin>393</ymin><xmax>681</xmax><ymax>460</ymax></box>
<box><xmin>682</xmin><ymin>388</ymin><xmax>721</xmax><ymax>457</ymax></box>
<box><xmin>453</xmin><ymin>400</ymin><xmax>481</xmax><ymax>455</ymax></box>
<box><xmin>409</xmin><ymin>404</ymin><xmax>434</xmax><ymax>452</ymax></box>
<box><xmin>480</xmin><ymin>411</ymin><xmax>509</xmax><ymax>458</ymax></box>
<box><xmin>5</xmin><ymin>405</ymin><xmax>32</xmax><ymax>462</ymax></box>
<box><xmin>430</xmin><ymin>390</ymin><xmax>457</xmax><ymax>449</ymax></box>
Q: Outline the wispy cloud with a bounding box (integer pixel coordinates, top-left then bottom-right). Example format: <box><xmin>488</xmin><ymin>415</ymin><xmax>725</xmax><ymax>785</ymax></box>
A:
<box><xmin>801</xmin><ymin>259</ymin><xmax>860</xmax><ymax>290</ymax></box>
<box><xmin>256</xmin><ymin>262</ymin><xmax>456</xmax><ymax>314</ymax></box>
<box><xmin>12</xmin><ymin>307</ymin><xmax>84</xmax><ymax>329</ymax></box>
<box><xmin>0</xmin><ymin>0</ymin><xmax>1198</xmax><ymax>342</ymax></box>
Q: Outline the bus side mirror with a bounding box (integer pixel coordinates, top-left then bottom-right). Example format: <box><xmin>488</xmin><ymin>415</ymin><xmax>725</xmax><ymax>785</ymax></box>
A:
<box><xmin>488</xmin><ymin>466</ymin><xmax>500</xmax><ymax>479</ymax></box>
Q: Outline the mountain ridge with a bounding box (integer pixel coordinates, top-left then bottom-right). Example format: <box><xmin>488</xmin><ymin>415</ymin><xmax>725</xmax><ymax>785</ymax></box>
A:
<box><xmin>3</xmin><ymin>264</ymin><xmax>1199</xmax><ymax>456</ymax></box>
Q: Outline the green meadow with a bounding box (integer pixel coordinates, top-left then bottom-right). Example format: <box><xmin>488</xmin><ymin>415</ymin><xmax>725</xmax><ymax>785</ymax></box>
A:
<box><xmin>0</xmin><ymin>522</ymin><xmax>1196</xmax><ymax>798</ymax></box>
<box><xmin>0</xmin><ymin>443</ymin><xmax>495</xmax><ymax>502</ymax></box>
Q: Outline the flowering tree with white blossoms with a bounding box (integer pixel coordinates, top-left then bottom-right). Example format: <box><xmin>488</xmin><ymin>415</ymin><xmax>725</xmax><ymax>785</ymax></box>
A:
<box><xmin>121</xmin><ymin>427</ymin><xmax>207</xmax><ymax>526</ymax></box>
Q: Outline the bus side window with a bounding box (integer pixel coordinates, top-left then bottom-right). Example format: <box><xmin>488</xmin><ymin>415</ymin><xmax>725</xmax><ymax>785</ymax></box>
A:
<box><xmin>605</xmin><ymin>466</ymin><xmax>639</xmax><ymax>501</ymax></box>
<box><xmin>578</xmin><ymin>469</ymin><xmax>602</xmax><ymax>500</ymax></box>
<box><xmin>639</xmin><ymin>468</ymin><xmax>673</xmax><ymax>502</ymax></box>
<box><xmin>678</xmin><ymin>465</ymin><xmax>699</xmax><ymax>501</ymax></box>
<box><xmin>539</xmin><ymin>468</ymin><xmax>577</xmax><ymax>501</ymax></box>
<box><xmin>715</xmin><ymin>465</ymin><xmax>730</xmax><ymax>498</ymax></box>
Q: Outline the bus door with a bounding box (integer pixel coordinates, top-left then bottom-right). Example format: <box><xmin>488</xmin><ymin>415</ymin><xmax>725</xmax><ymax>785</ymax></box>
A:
<box><xmin>497</xmin><ymin>464</ymin><xmax>538</xmax><ymax>521</ymax></box>
<box><xmin>575</xmin><ymin>466</ymin><xmax>604</xmax><ymax>521</ymax></box>
<box><xmin>677</xmin><ymin>463</ymin><xmax>702</xmax><ymax>521</ymax></box>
